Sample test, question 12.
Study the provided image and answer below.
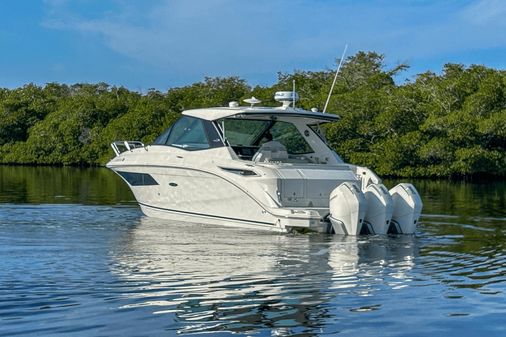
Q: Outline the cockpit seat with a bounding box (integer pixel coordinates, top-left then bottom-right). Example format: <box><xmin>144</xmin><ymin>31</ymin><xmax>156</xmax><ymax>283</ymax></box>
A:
<box><xmin>252</xmin><ymin>141</ymin><xmax>288</xmax><ymax>163</ymax></box>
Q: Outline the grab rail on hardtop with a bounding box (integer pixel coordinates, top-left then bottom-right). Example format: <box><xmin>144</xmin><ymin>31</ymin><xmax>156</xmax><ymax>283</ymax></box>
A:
<box><xmin>111</xmin><ymin>141</ymin><xmax>145</xmax><ymax>156</ymax></box>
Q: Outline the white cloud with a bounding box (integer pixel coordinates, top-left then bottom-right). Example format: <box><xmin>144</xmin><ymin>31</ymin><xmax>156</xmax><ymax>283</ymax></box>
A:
<box><xmin>460</xmin><ymin>0</ymin><xmax>506</xmax><ymax>25</ymax></box>
<box><xmin>41</xmin><ymin>0</ymin><xmax>506</xmax><ymax>85</ymax></box>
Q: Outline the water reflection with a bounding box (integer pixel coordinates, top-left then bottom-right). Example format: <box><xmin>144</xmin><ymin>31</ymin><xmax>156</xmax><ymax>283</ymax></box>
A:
<box><xmin>109</xmin><ymin>217</ymin><xmax>418</xmax><ymax>335</ymax></box>
<box><xmin>1</xmin><ymin>167</ymin><xmax>505</xmax><ymax>336</ymax></box>
<box><xmin>0</xmin><ymin>166</ymin><xmax>134</xmax><ymax>204</ymax></box>
<box><xmin>385</xmin><ymin>178</ymin><xmax>506</xmax><ymax>220</ymax></box>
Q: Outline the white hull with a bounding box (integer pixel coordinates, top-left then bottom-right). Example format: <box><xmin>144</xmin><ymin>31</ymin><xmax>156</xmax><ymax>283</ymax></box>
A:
<box><xmin>139</xmin><ymin>203</ymin><xmax>286</xmax><ymax>232</ymax></box>
<box><xmin>108</xmin><ymin>157</ymin><xmax>329</xmax><ymax>233</ymax></box>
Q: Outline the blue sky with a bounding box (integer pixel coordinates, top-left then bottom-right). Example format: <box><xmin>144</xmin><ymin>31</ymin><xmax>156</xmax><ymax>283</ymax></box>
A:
<box><xmin>1</xmin><ymin>0</ymin><xmax>506</xmax><ymax>91</ymax></box>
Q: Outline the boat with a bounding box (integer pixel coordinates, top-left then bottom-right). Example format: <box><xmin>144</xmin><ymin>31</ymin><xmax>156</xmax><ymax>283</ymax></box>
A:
<box><xmin>106</xmin><ymin>91</ymin><xmax>423</xmax><ymax>235</ymax></box>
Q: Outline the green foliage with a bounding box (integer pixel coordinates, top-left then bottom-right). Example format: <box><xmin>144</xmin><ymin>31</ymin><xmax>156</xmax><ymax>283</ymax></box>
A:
<box><xmin>0</xmin><ymin>83</ymin><xmax>64</xmax><ymax>145</ymax></box>
<box><xmin>165</xmin><ymin>77</ymin><xmax>250</xmax><ymax>111</ymax></box>
<box><xmin>0</xmin><ymin>53</ymin><xmax>505</xmax><ymax>177</ymax></box>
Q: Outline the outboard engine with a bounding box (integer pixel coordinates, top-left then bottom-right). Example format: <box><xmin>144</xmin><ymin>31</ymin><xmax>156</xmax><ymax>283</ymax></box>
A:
<box><xmin>389</xmin><ymin>183</ymin><xmax>423</xmax><ymax>234</ymax></box>
<box><xmin>363</xmin><ymin>183</ymin><xmax>393</xmax><ymax>235</ymax></box>
<box><xmin>329</xmin><ymin>182</ymin><xmax>367</xmax><ymax>235</ymax></box>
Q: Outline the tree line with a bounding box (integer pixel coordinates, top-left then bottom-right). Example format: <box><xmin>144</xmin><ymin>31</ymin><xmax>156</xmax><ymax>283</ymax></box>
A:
<box><xmin>0</xmin><ymin>52</ymin><xmax>504</xmax><ymax>178</ymax></box>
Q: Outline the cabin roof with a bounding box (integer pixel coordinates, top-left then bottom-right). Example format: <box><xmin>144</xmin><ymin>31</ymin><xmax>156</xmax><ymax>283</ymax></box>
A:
<box><xmin>182</xmin><ymin>106</ymin><xmax>340</xmax><ymax>123</ymax></box>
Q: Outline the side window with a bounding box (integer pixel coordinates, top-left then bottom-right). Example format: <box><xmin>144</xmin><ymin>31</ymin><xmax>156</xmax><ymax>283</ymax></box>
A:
<box><xmin>223</xmin><ymin>119</ymin><xmax>270</xmax><ymax>145</ymax></box>
<box><xmin>309</xmin><ymin>124</ymin><xmax>328</xmax><ymax>142</ymax></box>
<box><xmin>269</xmin><ymin>121</ymin><xmax>314</xmax><ymax>154</ymax></box>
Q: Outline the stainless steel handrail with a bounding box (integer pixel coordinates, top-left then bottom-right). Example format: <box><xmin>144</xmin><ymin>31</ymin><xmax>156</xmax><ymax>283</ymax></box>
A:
<box><xmin>111</xmin><ymin>140</ymin><xmax>145</xmax><ymax>156</ymax></box>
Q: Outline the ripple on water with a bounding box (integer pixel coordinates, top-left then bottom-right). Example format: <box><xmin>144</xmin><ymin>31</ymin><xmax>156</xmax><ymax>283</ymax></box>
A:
<box><xmin>0</xmin><ymin>205</ymin><xmax>505</xmax><ymax>336</ymax></box>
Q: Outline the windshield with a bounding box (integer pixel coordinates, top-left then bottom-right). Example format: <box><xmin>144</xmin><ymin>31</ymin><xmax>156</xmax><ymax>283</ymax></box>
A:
<box><xmin>222</xmin><ymin>118</ymin><xmax>314</xmax><ymax>155</ymax></box>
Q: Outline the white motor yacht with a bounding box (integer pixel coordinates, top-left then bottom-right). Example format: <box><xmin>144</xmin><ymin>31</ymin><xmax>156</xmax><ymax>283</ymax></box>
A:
<box><xmin>107</xmin><ymin>91</ymin><xmax>422</xmax><ymax>235</ymax></box>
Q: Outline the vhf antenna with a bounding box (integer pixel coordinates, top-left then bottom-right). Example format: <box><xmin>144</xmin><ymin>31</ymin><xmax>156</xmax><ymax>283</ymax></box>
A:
<box><xmin>292</xmin><ymin>79</ymin><xmax>296</xmax><ymax>108</ymax></box>
<box><xmin>323</xmin><ymin>44</ymin><xmax>348</xmax><ymax>113</ymax></box>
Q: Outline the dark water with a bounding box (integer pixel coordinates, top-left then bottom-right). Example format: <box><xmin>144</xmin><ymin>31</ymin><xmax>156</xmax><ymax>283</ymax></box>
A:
<box><xmin>0</xmin><ymin>166</ymin><xmax>505</xmax><ymax>337</ymax></box>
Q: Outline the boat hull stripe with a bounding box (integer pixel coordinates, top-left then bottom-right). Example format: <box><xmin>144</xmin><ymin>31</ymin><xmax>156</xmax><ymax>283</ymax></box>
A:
<box><xmin>138</xmin><ymin>202</ymin><xmax>275</xmax><ymax>226</ymax></box>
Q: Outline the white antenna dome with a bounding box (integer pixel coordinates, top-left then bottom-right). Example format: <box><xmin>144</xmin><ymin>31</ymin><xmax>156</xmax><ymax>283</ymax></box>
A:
<box><xmin>274</xmin><ymin>91</ymin><xmax>298</xmax><ymax>109</ymax></box>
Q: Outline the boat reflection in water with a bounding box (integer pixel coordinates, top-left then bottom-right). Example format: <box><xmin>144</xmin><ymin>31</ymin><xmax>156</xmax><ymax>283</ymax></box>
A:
<box><xmin>109</xmin><ymin>217</ymin><xmax>418</xmax><ymax>336</ymax></box>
